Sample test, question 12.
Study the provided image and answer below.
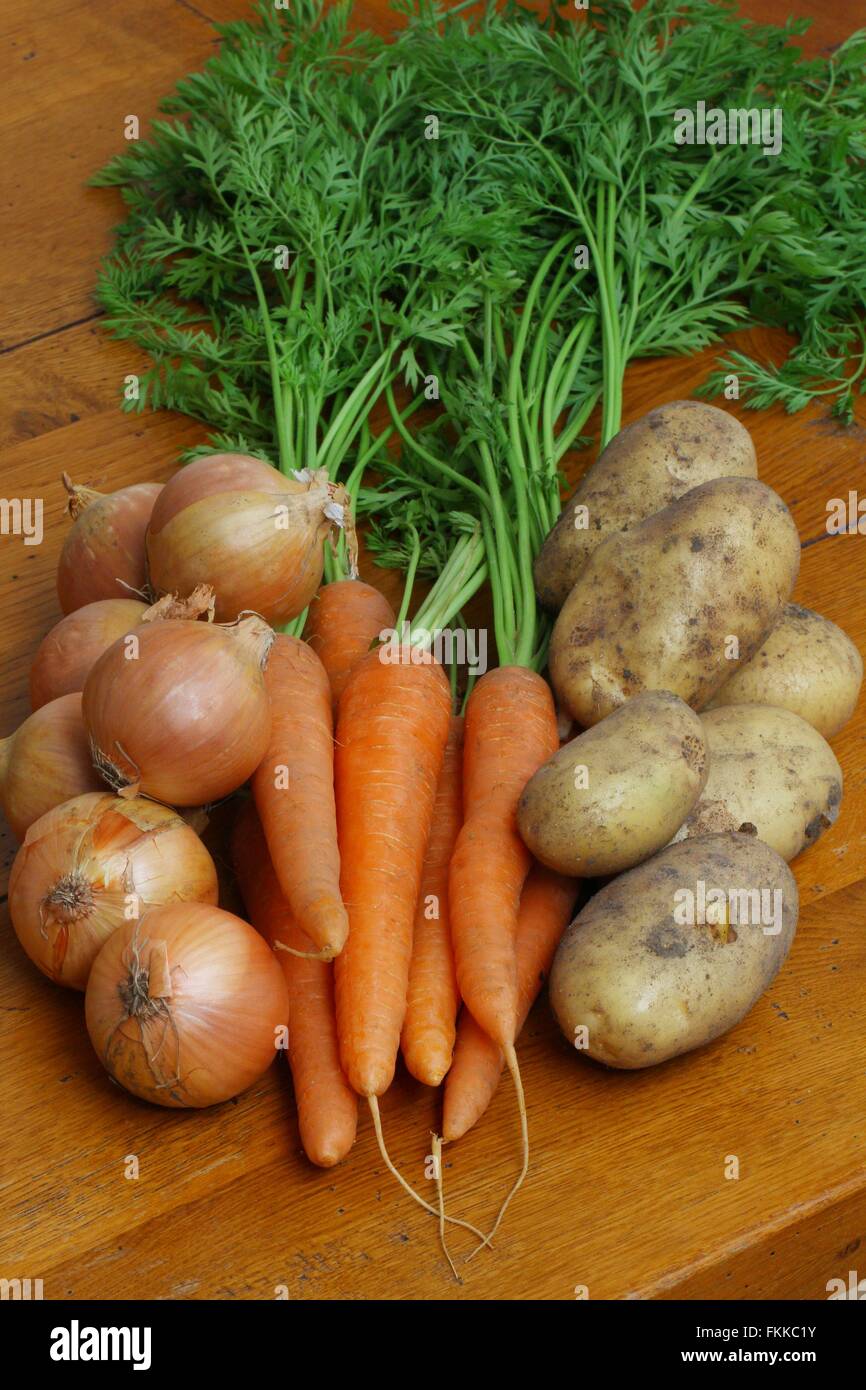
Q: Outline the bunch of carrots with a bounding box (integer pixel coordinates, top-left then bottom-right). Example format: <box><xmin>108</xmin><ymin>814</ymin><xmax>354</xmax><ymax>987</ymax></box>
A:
<box><xmin>224</xmin><ymin>549</ymin><xmax>580</xmax><ymax>1269</ymax></box>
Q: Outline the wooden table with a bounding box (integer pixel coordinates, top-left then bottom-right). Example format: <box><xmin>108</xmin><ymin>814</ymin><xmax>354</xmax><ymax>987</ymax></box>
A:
<box><xmin>2</xmin><ymin>0</ymin><xmax>864</xmax><ymax>1302</ymax></box>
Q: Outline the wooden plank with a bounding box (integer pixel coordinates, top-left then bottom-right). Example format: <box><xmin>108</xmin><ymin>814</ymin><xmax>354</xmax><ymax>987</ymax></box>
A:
<box><xmin>0</xmin><ymin>322</ymin><xmax>154</xmax><ymax>449</ymax></box>
<box><xmin>0</xmin><ymin>0</ymin><xmax>248</xmax><ymax>347</ymax></box>
<box><xmin>3</xmin><ymin>877</ymin><xmax>863</xmax><ymax>1300</ymax></box>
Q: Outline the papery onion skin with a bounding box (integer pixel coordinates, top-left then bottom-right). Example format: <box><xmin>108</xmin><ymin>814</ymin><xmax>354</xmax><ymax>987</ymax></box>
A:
<box><xmin>0</xmin><ymin>693</ymin><xmax>104</xmax><ymax>840</ymax></box>
<box><xmin>9</xmin><ymin>792</ymin><xmax>219</xmax><ymax>990</ymax></box>
<box><xmin>58</xmin><ymin>478</ymin><xmax>162</xmax><ymax>615</ymax></box>
<box><xmin>83</xmin><ymin>615</ymin><xmax>273</xmax><ymax>805</ymax></box>
<box><xmin>146</xmin><ymin>453</ymin><xmax>338</xmax><ymax>625</ymax></box>
<box><xmin>30</xmin><ymin>599</ymin><xmax>148</xmax><ymax>710</ymax></box>
<box><xmin>84</xmin><ymin>901</ymin><xmax>289</xmax><ymax>1107</ymax></box>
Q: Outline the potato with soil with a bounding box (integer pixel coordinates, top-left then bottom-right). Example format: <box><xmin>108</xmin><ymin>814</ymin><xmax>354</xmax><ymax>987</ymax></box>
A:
<box><xmin>535</xmin><ymin>400</ymin><xmax>757</xmax><ymax>611</ymax></box>
<box><xmin>517</xmin><ymin>691</ymin><xmax>708</xmax><ymax>876</ymax></box>
<box><xmin>706</xmin><ymin>604</ymin><xmax>862</xmax><ymax>739</ymax></box>
<box><xmin>671</xmin><ymin>704</ymin><xmax>842</xmax><ymax>861</ymax></box>
<box><xmin>549</xmin><ymin>832</ymin><xmax>798</xmax><ymax>1069</ymax></box>
<box><xmin>549</xmin><ymin>476</ymin><xmax>800</xmax><ymax>727</ymax></box>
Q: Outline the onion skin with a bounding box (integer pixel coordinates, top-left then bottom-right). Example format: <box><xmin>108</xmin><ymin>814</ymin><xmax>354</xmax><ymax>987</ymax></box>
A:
<box><xmin>57</xmin><ymin>478</ymin><xmax>162</xmax><ymax>614</ymax></box>
<box><xmin>146</xmin><ymin>453</ymin><xmax>348</xmax><ymax>625</ymax></box>
<box><xmin>0</xmin><ymin>693</ymin><xmax>103</xmax><ymax>840</ymax></box>
<box><xmin>9</xmin><ymin>792</ymin><xmax>219</xmax><ymax>990</ymax></box>
<box><xmin>30</xmin><ymin>599</ymin><xmax>148</xmax><ymax>710</ymax></box>
<box><xmin>83</xmin><ymin>615</ymin><xmax>273</xmax><ymax>805</ymax></box>
<box><xmin>84</xmin><ymin>901</ymin><xmax>289</xmax><ymax>1107</ymax></box>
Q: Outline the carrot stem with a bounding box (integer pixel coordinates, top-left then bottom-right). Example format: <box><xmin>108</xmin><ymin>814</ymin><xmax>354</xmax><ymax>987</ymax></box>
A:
<box><xmin>394</xmin><ymin>525</ymin><xmax>421</xmax><ymax>632</ymax></box>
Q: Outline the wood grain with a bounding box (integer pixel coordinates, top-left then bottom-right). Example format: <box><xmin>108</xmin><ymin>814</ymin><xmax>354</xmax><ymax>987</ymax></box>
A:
<box><xmin>1</xmin><ymin>0</ymin><xmax>865</xmax><ymax>1302</ymax></box>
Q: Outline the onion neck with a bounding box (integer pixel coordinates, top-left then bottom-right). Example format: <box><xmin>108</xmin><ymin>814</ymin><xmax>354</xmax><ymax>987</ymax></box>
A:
<box><xmin>229</xmin><ymin>615</ymin><xmax>275</xmax><ymax>670</ymax></box>
<box><xmin>62</xmin><ymin>472</ymin><xmax>103</xmax><ymax>520</ymax></box>
<box><xmin>143</xmin><ymin>584</ymin><xmax>216</xmax><ymax>624</ymax></box>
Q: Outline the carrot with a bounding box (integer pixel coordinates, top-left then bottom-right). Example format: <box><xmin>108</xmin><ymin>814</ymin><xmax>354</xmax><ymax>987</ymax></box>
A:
<box><xmin>449</xmin><ymin>664</ymin><xmax>558</xmax><ymax>1246</ymax></box>
<box><xmin>443</xmin><ymin>864</ymin><xmax>580</xmax><ymax>1143</ymax></box>
<box><xmin>449</xmin><ymin>666</ymin><xmax>559</xmax><ymax>1049</ymax></box>
<box><xmin>305</xmin><ymin>579</ymin><xmax>396</xmax><ymax>712</ymax></box>
<box><xmin>334</xmin><ymin>645</ymin><xmax>487</xmax><ymax>1262</ymax></box>
<box><xmin>400</xmin><ymin>713</ymin><xmax>463</xmax><ymax>1088</ymax></box>
<box><xmin>251</xmin><ymin>633</ymin><xmax>347</xmax><ymax>960</ymax></box>
<box><xmin>231</xmin><ymin>800</ymin><xmax>357</xmax><ymax>1168</ymax></box>
<box><xmin>334</xmin><ymin>647</ymin><xmax>452</xmax><ymax>1097</ymax></box>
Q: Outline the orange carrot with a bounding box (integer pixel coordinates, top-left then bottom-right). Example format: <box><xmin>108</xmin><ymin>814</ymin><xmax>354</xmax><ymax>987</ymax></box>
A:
<box><xmin>449</xmin><ymin>666</ymin><xmax>559</xmax><ymax>1050</ymax></box>
<box><xmin>252</xmin><ymin>633</ymin><xmax>347</xmax><ymax>959</ymax></box>
<box><xmin>305</xmin><ymin>579</ymin><xmax>396</xmax><ymax>712</ymax></box>
<box><xmin>449</xmin><ymin>665</ymin><xmax>558</xmax><ymax>1247</ymax></box>
<box><xmin>443</xmin><ymin>864</ymin><xmax>580</xmax><ymax>1143</ymax></box>
<box><xmin>334</xmin><ymin>646</ymin><xmax>487</xmax><ymax>1260</ymax></box>
<box><xmin>400</xmin><ymin>713</ymin><xmax>463</xmax><ymax>1087</ymax></box>
<box><xmin>334</xmin><ymin>647</ymin><xmax>451</xmax><ymax>1098</ymax></box>
<box><xmin>231</xmin><ymin>800</ymin><xmax>357</xmax><ymax>1169</ymax></box>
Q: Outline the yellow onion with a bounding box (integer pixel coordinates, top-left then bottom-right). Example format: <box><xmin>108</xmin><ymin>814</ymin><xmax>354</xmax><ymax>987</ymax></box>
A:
<box><xmin>83</xmin><ymin>613</ymin><xmax>273</xmax><ymax>805</ymax></box>
<box><xmin>30</xmin><ymin>599</ymin><xmax>148</xmax><ymax>709</ymax></box>
<box><xmin>146</xmin><ymin>453</ymin><xmax>356</xmax><ymax>624</ymax></box>
<box><xmin>0</xmin><ymin>693</ymin><xmax>103</xmax><ymax>840</ymax></box>
<box><xmin>85</xmin><ymin>901</ymin><xmax>289</xmax><ymax>1107</ymax></box>
<box><xmin>9</xmin><ymin>792</ymin><xmax>219</xmax><ymax>990</ymax></box>
<box><xmin>57</xmin><ymin>474</ymin><xmax>163</xmax><ymax>614</ymax></box>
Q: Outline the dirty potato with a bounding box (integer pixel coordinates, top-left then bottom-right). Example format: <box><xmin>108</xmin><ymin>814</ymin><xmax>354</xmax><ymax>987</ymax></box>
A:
<box><xmin>672</xmin><ymin>704</ymin><xmax>842</xmax><ymax>861</ymax></box>
<box><xmin>534</xmin><ymin>400</ymin><xmax>757</xmax><ymax>610</ymax></box>
<box><xmin>549</xmin><ymin>832</ymin><xmax>798</xmax><ymax>1069</ymax></box>
<box><xmin>517</xmin><ymin>691</ymin><xmax>708</xmax><ymax>876</ymax></box>
<box><xmin>549</xmin><ymin>477</ymin><xmax>800</xmax><ymax>727</ymax></box>
<box><xmin>706</xmin><ymin>603</ymin><xmax>863</xmax><ymax>739</ymax></box>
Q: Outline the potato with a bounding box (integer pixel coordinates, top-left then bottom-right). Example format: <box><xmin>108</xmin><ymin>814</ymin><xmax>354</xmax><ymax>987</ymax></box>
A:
<box><xmin>672</xmin><ymin>704</ymin><xmax>842</xmax><ymax>861</ymax></box>
<box><xmin>535</xmin><ymin>401</ymin><xmax>757</xmax><ymax>610</ymax></box>
<box><xmin>549</xmin><ymin>832</ymin><xmax>798</xmax><ymax>1069</ymax></box>
<box><xmin>706</xmin><ymin>603</ymin><xmax>863</xmax><ymax>739</ymax></box>
<box><xmin>517</xmin><ymin>691</ymin><xmax>708</xmax><ymax>876</ymax></box>
<box><xmin>549</xmin><ymin>476</ymin><xmax>800</xmax><ymax>727</ymax></box>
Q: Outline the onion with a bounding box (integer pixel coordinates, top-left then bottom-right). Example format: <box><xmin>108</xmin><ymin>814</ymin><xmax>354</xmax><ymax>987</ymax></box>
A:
<box><xmin>30</xmin><ymin>588</ymin><xmax>213</xmax><ymax>711</ymax></box>
<box><xmin>9</xmin><ymin>792</ymin><xmax>219</xmax><ymax>990</ymax></box>
<box><xmin>58</xmin><ymin>474</ymin><xmax>162</xmax><ymax>614</ymax></box>
<box><xmin>83</xmin><ymin>613</ymin><xmax>273</xmax><ymax>805</ymax></box>
<box><xmin>84</xmin><ymin>901</ymin><xmax>288</xmax><ymax>1107</ymax></box>
<box><xmin>0</xmin><ymin>693</ymin><xmax>103</xmax><ymax>839</ymax></box>
<box><xmin>146</xmin><ymin>453</ymin><xmax>356</xmax><ymax>625</ymax></box>
<box><xmin>30</xmin><ymin>599</ymin><xmax>148</xmax><ymax>709</ymax></box>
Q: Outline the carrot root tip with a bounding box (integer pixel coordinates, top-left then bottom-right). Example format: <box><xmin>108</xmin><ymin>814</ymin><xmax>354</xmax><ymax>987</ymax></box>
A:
<box><xmin>465</xmin><ymin>1043</ymin><xmax>528</xmax><ymax>1262</ymax></box>
<box><xmin>366</xmin><ymin>1096</ymin><xmax>486</xmax><ymax>1271</ymax></box>
<box><xmin>431</xmin><ymin>1133</ymin><xmax>460</xmax><ymax>1283</ymax></box>
<box><xmin>273</xmin><ymin>939</ymin><xmax>335</xmax><ymax>962</ymax></box>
